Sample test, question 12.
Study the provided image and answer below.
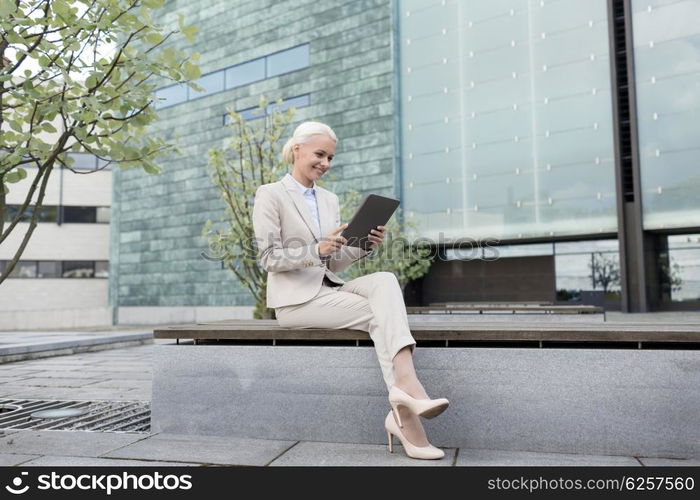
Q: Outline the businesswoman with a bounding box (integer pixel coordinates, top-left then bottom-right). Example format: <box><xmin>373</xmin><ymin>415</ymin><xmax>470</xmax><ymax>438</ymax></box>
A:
<box><xmin>252</xmin><ymin>121</ymin><xmax>449</xmax><ymax>460</ymax></box>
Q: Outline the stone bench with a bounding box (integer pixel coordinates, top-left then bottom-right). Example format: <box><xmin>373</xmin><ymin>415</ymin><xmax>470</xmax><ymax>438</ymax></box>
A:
<box><xmin>151</xmin><ymin>320</ymin><xmax>700</xmax><ymax>458</ymax></box>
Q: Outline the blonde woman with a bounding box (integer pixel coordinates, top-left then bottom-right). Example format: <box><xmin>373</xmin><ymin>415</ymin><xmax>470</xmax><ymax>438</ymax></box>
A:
<box><xmin>252</xmin><ymin>120</ymin><xmax>449</xmax><ymax>459</ymax></box>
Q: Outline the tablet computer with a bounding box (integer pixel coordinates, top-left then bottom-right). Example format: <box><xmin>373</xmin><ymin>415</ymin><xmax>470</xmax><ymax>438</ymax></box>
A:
<box><xmin>341</xmin><ymin>194</ymin><xmax>400</xmax><ymax>251</ymax></box>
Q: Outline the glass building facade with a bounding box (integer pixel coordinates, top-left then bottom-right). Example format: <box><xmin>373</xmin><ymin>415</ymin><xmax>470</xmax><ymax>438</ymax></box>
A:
<box><xmin>400</xmin><ymin>0</ymin><xmax>617</xmax><ymax>241</ymax></box>
<box><xmin>111</xmin><ymin>0</ymin><xmax>700</xmax><ymax>319</ymax></box>
<box><xmin>631</xmin><ymin>0</ymin><xmax>700</xmax><ymax>230</ymax></box>
<box><xmin>396</xmin><ymin>0</ymin><xmax>700</xmax><ymax>310</ymax></box>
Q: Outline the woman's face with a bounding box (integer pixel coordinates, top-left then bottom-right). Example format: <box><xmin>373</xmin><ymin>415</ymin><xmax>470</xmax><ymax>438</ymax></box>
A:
<box><xmin>292</xmin><ymin>134</ymin><xmax>336</xmax><ymax>187</ymax></box>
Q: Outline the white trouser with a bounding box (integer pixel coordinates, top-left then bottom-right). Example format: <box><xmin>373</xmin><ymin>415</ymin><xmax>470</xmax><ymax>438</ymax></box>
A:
<box><xmin>274</xmin><ymin>271</ymin><xmax>416</xmax><ymax>391</ymax></box>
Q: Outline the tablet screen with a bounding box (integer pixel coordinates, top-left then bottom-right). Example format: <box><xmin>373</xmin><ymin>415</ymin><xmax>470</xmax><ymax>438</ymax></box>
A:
<box><xmin>341</xmin><ymin>194</ymin><xmax>400</xmax><ymax>250</ymax></box>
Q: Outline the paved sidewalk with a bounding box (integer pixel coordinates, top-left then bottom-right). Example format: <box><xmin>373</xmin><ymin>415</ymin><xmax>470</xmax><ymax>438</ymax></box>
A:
<box><xmin>0</xmin><ymin>327</ymin><xmax>154</xmax><ymax>364</ymax></box>
<box><xmin>1</xmin><ymin>342</ymin><xmax>698</xmax><ymax>467</ymax></box>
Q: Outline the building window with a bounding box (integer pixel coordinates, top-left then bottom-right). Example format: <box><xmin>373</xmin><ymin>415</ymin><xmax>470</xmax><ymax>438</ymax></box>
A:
<box><xmin>0</xmin><ymin>260</ymin><xmax>108</xmax><ymax>278</ymax></box>
<box><xmin>3</xmin><ymin>205</ymin><xmax>109</xmax><ymax>224</ymax></box>
<box><xmin>9</xmin><ymin>261</ymin><xmax>38</xmax><ymax>278</ymax></box>
<box><xmin>191</xmin><ymin>71</ymin><xmax>225</xmax><ymax>98</ymax></box>
<box><xmin>59</xmin><ymin>152</ymin><xmax>110</xmax><ymax>170</ymax></box>
<box><xmin>38</xmin><ymin>261</ymin><xmax>61</xmax><ymax>278</ymax></box>
<box><xmin>266</xmin><ymin>44</ymin><xmax>310</xmax><ymax>78</ymax></box>
<box><xmin>3</xmin><ymin>205</ymin><xmax>58</xmax><ymax>223</ymax></box>
<box><xmin>95</xmin><ymin>261</ymin><xmax>109</xmax><ymax>278</ymax></box>
<box><xmin>96</xmin><ymin>207</ymin><xmax>111</xmax><ymax>223</ymax></box>
<box><xmin>225</xmin><ymin>94</ymin><xmax>311</xmax><ymax>124</ymax></box>
<box><xmin>154</xmin><ymin>83</ymin><xmax>189</xmax><ymax>109</ymax></box>
<box><xmin>62</xmin><ymin>206</ymin><xmax>96</xmax><ymax>223</ymax></box>
<box><xmin>62</xmin><ymin>261</ymin><xmax>95</xmax><ymax>278</ymax></box>
<box><xmin>554</xmin><ymin>239</ymin><xmax>620</xmax><ymax>304</ymax></box>
<box><xmin>68</xmin><ymin>153</ymin><xmax>97</xmax><ymax>170</ymax></box>
<box><xmin>154</xmin><ymin>44</ymin><xmax>310</xmax><ymax>110</ymax></box>
<box><xmin>225</xmin><ymin>58</ymin><xmax>265</xmax><ymax>89</ymax></box>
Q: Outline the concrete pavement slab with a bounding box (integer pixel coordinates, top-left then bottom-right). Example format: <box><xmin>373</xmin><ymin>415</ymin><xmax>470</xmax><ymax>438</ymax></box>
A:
<box><xmin>83</xmin><ymin>380</ymin><xmax>150</xmax><ymax>390</ymax></box>
<box><xmin>104</xmin><ymin>433</ymin><xmax>297</xmax><ymax>466</ymax></box>
<box><xmin>21</xmin><ymin>455</ymin><xmax>201</xmax><ymax>467</ymax></box>
<box><xmin>638</xmin><ymin>457</ymin><xmax>700</xmax><ymax>466</ymax></box>
<box><xmin>268</xmin><ymin>441</ymin><xmax>456</xmax><ymax>466</ymax></box>
<box><xmin>0</xmin><ymin>387</ymin><xmax>149</xmax><ymax>401</ymax></box>
<box><xmin>54</xmin><ymin>370</ymin><xmax>152</xmax><ymax>380</ymax></box>
<box><xmin>6</xmin><ymin>377</ymin><xmax>105</xmax><ymax>388</ymax></box>
<box><xmin>0</xmin><ymin>430</ymin><xmax>147</xmax><ymax>457</ymax></box>
<box><xmin>0</xmin><ymin>453</ymin><xmax>41</xmax><ymax>465</ymax></box>
<box><xmin>455</xmin><ymin>448</ymin><xmax>642</xmax><ymax>466</ymax></box>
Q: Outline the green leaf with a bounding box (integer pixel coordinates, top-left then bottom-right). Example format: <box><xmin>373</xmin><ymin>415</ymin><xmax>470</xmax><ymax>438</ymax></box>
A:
<box><xmin>142</xmin><ymin>162</ymin><xmax>162</xmax><ymax>174</ymax></box>
<box><xmin>145</xmin><ymin>32</ymin><xmax>163</xmax><ymax>45</ymax></box>
<box><xmin>8</xmin><ymin>120</ymin><xmax>23</xmax><ymax>133</ymax></box>
<box><xmin>181</xmin><ymin>61</ymin><xmax>200</xmax><ymax>81</ymax></box>
<box><xmin>143</xmin><ymin>0</ymin><xmax>165</xmax><ymax>7</ymax></box>
<box><xmin>181</xmin><ymin>24</ymin><xmax>198</xmax><ymax>43</ymax></box>
<box><xmin>0</xmin><ymin>0</ymin><xmax>17</xmax><ymax>17</ymax></box>
<box><xmin>5</xmin><ymin>168</ymin><xmax>27</xmax><ymax>183</ymax></box>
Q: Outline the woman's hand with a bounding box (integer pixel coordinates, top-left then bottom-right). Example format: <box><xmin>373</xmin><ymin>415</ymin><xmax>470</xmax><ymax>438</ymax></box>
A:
<box><xmin>318</xmin><ymin>223</ymin><xmax>348</xmax><ymax>256</ymax></box>
<box><xmin>367</xmin><ymin>225</ymin><xmax>386</xmax><ymax>248</ymax></box>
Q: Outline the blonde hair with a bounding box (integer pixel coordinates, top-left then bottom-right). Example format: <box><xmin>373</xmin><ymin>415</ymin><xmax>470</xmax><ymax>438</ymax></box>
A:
<box><xmin>281</xmin><ymin>121</ymin><xmax>337</xmax><ymax>165</ymax></box>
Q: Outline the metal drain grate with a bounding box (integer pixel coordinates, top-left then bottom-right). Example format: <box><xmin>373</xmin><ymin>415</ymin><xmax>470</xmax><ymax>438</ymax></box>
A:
<box><xmin>0</xmin><ymin>399</ymin><xmax>150</xmax><ymax>433</ymax></box>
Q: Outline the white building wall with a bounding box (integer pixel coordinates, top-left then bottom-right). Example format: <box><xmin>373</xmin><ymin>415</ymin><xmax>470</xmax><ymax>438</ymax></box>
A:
<box><xmin>0</xmin><ymin>279</ymin><xmax>108</xmax><ymax>311</ymax></box>
<box><xmin>2</xmin><ymin>163</ymin><xmax>112</xmax><ymax>329</ymax></box>
<box><xmin>0</xmin><ymin>223</ymin><xmax>110</xmax><ymax>260</ymax></box>
<box><xmin>5</xmin><ymin>167</ymin><xmax>111</xmax><ymax>207</ymax></box>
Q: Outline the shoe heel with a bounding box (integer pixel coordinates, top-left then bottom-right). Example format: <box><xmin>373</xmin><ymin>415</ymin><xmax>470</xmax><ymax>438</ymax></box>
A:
<box><xmin>387</xmin><ymin>430</ymin><xmax>393</xmax><ymax>453</ymax></box>
<box><xmin>390</xmin><ymin>402</ymin><xmax>403</xmax><ymax>428</ymax></box>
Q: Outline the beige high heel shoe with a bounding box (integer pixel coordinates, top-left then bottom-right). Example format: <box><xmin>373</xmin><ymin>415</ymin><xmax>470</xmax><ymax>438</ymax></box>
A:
<box><xmin>388</xmin><ymin>385</ymin><xmax>449</xmax><ymax>428</ymax></box>
<box><xmin>385</xmin><ymin>411</ymin><xmax>445</xmax><ymax>460</ymax></box>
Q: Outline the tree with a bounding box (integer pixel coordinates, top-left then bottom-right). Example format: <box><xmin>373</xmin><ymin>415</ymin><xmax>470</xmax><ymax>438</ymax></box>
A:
<box><xmin>588</xmin><ymin>251</ymin><xmax>621</xmax><ymax>293</ymax></box>
<box><xmin>202</xmin><ymin>97</ymin><xmax>293</xmax><ymax>319</ymax></box>
<box><xmin>202</xmin><ymin>97</ymin><xmax>433</xmax><ymax>319</ymax></box>
<box><xmin>659</xmin><ymin>254</ymin><xmax>683</xmax><ymax>298</ymax></box>
<box><xmin>0</xmin><ymin>0</ymin><xmax>200</xmax><ymax>283</ymax></box>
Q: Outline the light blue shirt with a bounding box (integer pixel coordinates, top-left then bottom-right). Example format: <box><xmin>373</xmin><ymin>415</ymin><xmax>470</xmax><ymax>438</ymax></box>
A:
<box><xmin>287</xmin><ymin>173</ymin><xmax>321</xmax><ymax>235</ymax></box>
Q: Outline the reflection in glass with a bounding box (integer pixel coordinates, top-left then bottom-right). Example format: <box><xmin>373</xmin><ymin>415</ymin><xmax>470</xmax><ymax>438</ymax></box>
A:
<box><xmin>554</xmin><ymin>242</ymin><xmax>620</xmax><ymax>303</ymax></box>
<box><xmin>666</xmin><ymin>234</ymin><xmax>700</xmax><ymax>302</ymax></box>
<box><xmin>95</xmin><ymin>261</ymin><xmax>109</xmax><ymax>278</ymax></box>
<box><xmin>191</xmin><ymin>71</ymin><xmax>225</xmax><ymax>97</ymax></box>
<box><xmin>96</xmin><ymin>207</ymin><xmax>111</xmax><ymax>223</ymax></box>
<box><xmin>631</xmin><ymin>0</ymin><xmax>700</xmax><ymax>230</ymax></box>
<box><xmin>228</xmin><ymin>94</ymin><xmax>311</xmax><ymax>123</ymax></box>
<box><xmin>9</xmin><ymin>261</ymin><xmax>37</xmax><ymax>278</ymax></box>
<box><xmin>68</xmin><ymin>153</ymin><xmax>98</xmax><ymax>170</ymax></box>
<box><xmin>266</xmin><ymin>94</ymin><xmax>310</xmax><ymax>114</ymax></box>
<box><xmin>399</xmin><ymin>0</ymin><xmax>617</xmax><ymax>240</ymax></box>
<box><xmin>266</xmin><ymin>45</ymin><xmax>310</xmax><ymax>77</ymax></box>
<box><xmin>3</xmin><ymin>205</ymin><xmax>57</xmax><ymax>223</ymax></box>
<box><xmin>225</xmin><ymin>58</ymin><xmax>265</xmax><ymax>88</ymax></box>
<box><xmin>62</xmin><ymin>261</ymin><xmax>95</xmax><ymax>278</ymax></box>
<box><xmin>154</xmin><ymin>84</ymin><xmax>188</xmax><ymax>109</ymax></box>
<box><xmin>38</xmin><ymin>261</ymin><xmax>61</xmax><ymax>278</ymax></box>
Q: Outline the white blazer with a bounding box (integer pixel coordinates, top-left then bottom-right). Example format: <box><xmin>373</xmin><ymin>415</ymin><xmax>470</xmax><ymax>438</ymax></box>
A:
<box><xmin>252</xmin><ymin>174</ymin><xmax>370</xmax><ymax>309</ymax></box>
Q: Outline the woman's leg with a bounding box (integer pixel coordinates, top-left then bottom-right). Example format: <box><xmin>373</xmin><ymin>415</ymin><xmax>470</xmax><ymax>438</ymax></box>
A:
<box><xmin>278</xmin><ymin>273</ymin><xmax>435</xmax><ymax>447</ymax></box>
<box><xmin>338</xmin><ymin>272</ymin><xmax>433</xmax><ymax>447</ymax></box>
<box><xmin>392</xmin><ymin>346</ymin><xmax>429</xmax><ymax>400</ymax></box>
